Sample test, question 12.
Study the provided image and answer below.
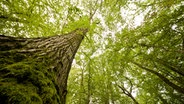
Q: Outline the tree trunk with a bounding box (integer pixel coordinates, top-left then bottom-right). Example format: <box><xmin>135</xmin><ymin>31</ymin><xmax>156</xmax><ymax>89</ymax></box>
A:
<box><xmin>131</xmin><ymin>61</ymin><xmax>184</xmax><ymax>94</ymax></box>
<box><xmin>0</xmin><ymin>28</ymin><xmax>88</xmax><ymax>104</ymax></box>
<box><xmin>117</xmin><ymin>85</ymin><xmax>139</xmax><ymax>104</ymax></box>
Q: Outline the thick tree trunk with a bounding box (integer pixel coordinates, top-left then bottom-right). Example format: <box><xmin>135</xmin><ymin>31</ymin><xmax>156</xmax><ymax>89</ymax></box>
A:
<box><xmin>0</xmin><ymin>28</ymin><xmax>88</xmax><ymax>104</ymax></box>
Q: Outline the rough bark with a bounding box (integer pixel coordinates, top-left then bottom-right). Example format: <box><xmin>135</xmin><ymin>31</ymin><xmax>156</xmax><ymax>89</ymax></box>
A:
<box><xmin>0</xmin><ymin>28</ymin><xmax>88</xmax><ymax>104</ymax></box>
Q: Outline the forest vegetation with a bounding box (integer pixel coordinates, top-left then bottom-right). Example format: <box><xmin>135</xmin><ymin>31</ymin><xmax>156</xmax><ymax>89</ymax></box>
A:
<box><xmin>0</xmin><ymin>0</ymin><xmax>184</xmax><ymax>104</ymax></box>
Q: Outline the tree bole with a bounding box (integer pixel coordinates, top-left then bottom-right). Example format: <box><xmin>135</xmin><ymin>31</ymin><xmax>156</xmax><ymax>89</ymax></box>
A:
<box><xmin>0</xmin><ymin>28</ymin><xmax>87</xmax><ymax>104</ymax></box>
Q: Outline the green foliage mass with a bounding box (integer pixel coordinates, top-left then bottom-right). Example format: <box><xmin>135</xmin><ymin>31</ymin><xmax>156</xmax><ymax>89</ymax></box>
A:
<box><xmin>67</xmin><ymin>0</ymin><xmax>184</xmax><ymax>104</ymax></box>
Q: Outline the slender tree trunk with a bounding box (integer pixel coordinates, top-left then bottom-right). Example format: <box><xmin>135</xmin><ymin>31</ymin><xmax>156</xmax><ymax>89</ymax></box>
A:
<box><xmin>117</xmin><ymin>85</ymin><xmax>139</xmax><ymax>104</ymax></box>
<box><xmin>132</xmin><ymin>61</ymin><xmax>184</xmax><ymax>94</ymax></box>
<box><xmin>0</xmin><ymin>28</ymin><xmax>88</xmax><ymax>104</ymax></box>
<box><xmin>155</xmin><ymin>58</ymin><xmax>184</xmax><ymax>77</ymax></box>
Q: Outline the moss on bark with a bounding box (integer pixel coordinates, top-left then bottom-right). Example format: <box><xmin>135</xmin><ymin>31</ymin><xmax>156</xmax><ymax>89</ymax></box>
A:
<box><xmin>0</xmin><ymin>54</ymin><xmax>61</xmax><ymax>104</ymax></box>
